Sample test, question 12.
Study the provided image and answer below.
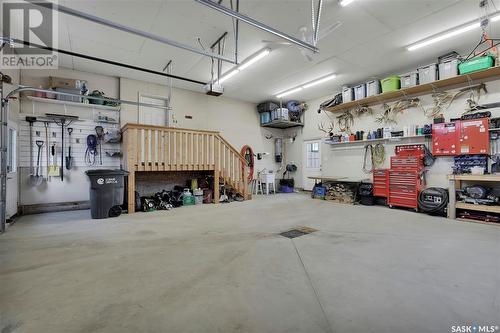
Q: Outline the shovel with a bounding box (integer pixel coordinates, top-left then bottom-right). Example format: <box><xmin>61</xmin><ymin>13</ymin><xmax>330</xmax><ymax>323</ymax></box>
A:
<box><xmin>48</xmin><ymin>142</ymin><xmax>59</xmax><ymax>177</ymax></box>
<box><xmin>65</xmin><ymin>127</ymin><xmax>73</xmax><ymax>170</ymax></box>
<box><xmin>33</xmin><ymin>140</ymin><xmax>45</xmax><ymax>186</ymax></box>
<box><xmin>26</xmin><ymin>116</ymin><xmax>38</xmax><ymax>186</ymax></box>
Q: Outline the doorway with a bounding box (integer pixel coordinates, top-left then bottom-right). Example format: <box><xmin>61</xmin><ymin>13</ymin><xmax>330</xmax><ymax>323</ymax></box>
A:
<box><xmin>138</xmin><ymin>94</ymin><xmax>169</xmax><ymax>126</ymax></box>
<box><xmin>6</xmin><ymin>123</ymin><xmax>18</xmax><ymax>219</ymax></box>
<box><xmin>302</xmin><ymin>139</ymin><xmax>322</xmax><ymax>191</ymax></box>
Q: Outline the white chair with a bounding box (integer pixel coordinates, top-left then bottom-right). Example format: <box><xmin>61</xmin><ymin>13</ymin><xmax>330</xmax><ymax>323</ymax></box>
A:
<box><xmin>260</xmin><ymin>171</ymin><xmax>276</xmax><ymax>195</ymax></box>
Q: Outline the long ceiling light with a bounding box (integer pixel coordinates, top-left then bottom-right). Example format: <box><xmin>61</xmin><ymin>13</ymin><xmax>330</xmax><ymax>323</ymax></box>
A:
<box><xmin>275</xmin><ymin>74</ymin><xmax>336</xmax><ymax>99</ymax></box>
<box><xmin>407</xmin><ymin>13</ymin><xmax>500</xmax><ymax>51</ymax></box>
<box><xmin>339</xmin><ymin>0</ymin><xmax>356</xmax><ymax>7</ymax></box>
<box><xmin>217</xmin><ymin>48</ymin><xmax>271</xmax><ymax>84</ymax></box>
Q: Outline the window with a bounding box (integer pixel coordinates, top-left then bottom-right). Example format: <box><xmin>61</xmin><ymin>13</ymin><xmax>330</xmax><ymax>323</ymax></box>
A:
<box><xmin>7</xmin><ymin>127</ymin><xmax>16</xmax><ymax>173</ymax></box>
<box><xmin>306</xmin><ymin>142</ymin><xmax>320</xmax><ymax>168</ymax></box>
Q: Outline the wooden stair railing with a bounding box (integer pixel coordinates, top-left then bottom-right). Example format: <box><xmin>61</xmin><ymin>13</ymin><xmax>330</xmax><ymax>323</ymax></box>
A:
<box><xmin>122</xmin><ymin>123</ymin><xmax>248</xmax><ymax>212</ymax></box>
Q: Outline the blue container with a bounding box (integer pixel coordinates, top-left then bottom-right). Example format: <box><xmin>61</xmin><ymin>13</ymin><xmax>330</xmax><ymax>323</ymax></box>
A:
<box><xmin>313</xmin><ymin>185</ymin><xmax>326</xmax><ymax>199</ymax></box>
<box><xmin>280</xmin><ymin>185</ymin><xmax>294</xmax><ymax>193</ymax></box>
<box><xmin>260</xmin><ymin>111</ymin><xmax>271</xmax><ymax>124</ymax></box>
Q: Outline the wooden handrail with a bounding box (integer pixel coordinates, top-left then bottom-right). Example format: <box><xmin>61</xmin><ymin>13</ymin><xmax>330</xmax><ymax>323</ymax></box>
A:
<box><xmin>122</xmin><ymin>123</ymin><xmax>220</xmax><ymax>134</ymax></box>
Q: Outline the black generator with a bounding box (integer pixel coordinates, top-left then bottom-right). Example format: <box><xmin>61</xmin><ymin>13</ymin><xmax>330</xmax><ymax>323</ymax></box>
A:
<box><xmin>418</xmin><ymin>187</ymin><xmax>449</xmax><ymax>216</ymax></box>
<box><xmin>358</xmin><ymin>183</ymin><xmax>374</xmax><ymax>206</ymax></box>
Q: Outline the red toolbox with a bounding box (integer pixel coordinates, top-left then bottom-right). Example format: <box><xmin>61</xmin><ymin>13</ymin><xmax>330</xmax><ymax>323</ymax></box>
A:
<box><xmin>432</xmin><ymin>119</ymin><xmax>489</xmax><ymax>156</ymax></box>
<box><xmin>387</xmin><ymin>170</ymin><xmax>422</xmax><ymax>210</ymax></box>
<box><xmin>459</xmin><ymin>118</ymin><xmax>489</xmax><ymax>154</ymax></box>
<box><xmin>432</xmin><ymin>122</ymin><xmax>459</xmax><ymax>156</ymax></box>
<box><xmin>373</xmin><ymin>169</ymin><xmax>389</xmax><ymax>197</ymax></box>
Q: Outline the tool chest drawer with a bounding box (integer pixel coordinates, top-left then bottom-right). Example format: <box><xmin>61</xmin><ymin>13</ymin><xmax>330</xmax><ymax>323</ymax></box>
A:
<box><xmin>373</xmin><ymin>169</ymin><xmax>388</xmax><ymax>197</ymax></box>
<box><xmin>390</xmin><ymin>156</ymin><xmax>423</xmax><ymax>171</ymax></box>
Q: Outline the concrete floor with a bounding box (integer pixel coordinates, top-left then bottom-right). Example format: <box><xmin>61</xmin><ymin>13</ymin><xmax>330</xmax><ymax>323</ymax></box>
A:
<box><xmin>1</xmin><ymin>193</ymin><xmax>499</xmax><ymax>333</ymax></box>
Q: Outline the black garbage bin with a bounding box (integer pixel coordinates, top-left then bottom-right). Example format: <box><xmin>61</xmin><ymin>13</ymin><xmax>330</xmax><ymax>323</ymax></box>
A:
<box><xmin>85</xmin><ymin>169</ymin><xmax>129</xmax><ymax>219</ymax></box>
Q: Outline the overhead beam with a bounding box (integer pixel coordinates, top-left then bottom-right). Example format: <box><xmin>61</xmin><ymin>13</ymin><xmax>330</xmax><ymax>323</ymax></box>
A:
<box><xmin>25</xmin><ymin>0</ymin><xmax>238</xmax><ymax>64</ymax></box>
<box><xmin>195</xmin><ymin>0</ymin><xmax>319</xmax><ymax>53</ymax></box>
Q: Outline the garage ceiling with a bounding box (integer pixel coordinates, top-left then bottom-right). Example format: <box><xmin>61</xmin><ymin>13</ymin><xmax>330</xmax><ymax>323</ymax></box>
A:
<box><xmin>50</xmin><ymin>0</ymin><xmax>500</xmax><ymax>102</ymax></box>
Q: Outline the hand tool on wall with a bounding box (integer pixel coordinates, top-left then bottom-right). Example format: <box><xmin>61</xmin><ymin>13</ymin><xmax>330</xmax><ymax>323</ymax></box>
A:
<box><xmin>48</xmin><ymin>142</ymin><xmax>59</xmax><ymax>177</ymax></box>
<box><xmin>95</xmin><ymin>126</ymin><xmax>104</xmax><ymax>165</ymax></box>
<box><xmin>44</xmin><ymin>122</ymin><xmax>50</xmax><ymax>181</ymax></box>
<box><xmin>45</xmin><ymin>114</ymin><xmax>79</xmax><ymax>181</ymax></box>
<box><xmin>26</xmin><ymin>116</ymin><xmax>37</xmax><ymax>186</ymax></box>
<box><xmin>34</xmin><ymin>140</ymin><xmax>44</xmax><ymax>186</ymax></box>
<box><xmin>65</xmin><ymin>127</ymin><xmax>73</xmax><ymax>170</ymax></box>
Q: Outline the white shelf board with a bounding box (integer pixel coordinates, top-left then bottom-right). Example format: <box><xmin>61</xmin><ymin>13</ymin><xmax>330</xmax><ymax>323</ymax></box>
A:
<box><xmin>325</xmin><ymin>135</ymin><xmax>428</xmax><ymax>147</ymax></box>
<box><xmin>27</xmin><ymin>96</ymin><xmax>120</xmax><ymax>111</ymax></box>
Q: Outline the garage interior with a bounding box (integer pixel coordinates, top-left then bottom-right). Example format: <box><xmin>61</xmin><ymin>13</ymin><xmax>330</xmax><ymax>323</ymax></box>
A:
<box><xmin>0</xmin><ymin>0</ymin><xmax>499</xmax><ymax>332</ymax></box>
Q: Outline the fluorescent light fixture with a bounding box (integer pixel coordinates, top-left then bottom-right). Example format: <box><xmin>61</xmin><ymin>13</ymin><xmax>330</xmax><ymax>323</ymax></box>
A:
<box><xmin>215</xmin><ymin>48</ymin><xmax>271</xmax><ymax>83</ymax></box>
<box><xmin>303</xmin><ymin>74</ymin><xmax>337</xmax><ymax>89</ymax></box>
<box><xmin>407</xmin><ymin>12</ymin><xmax>500</xmax><ymax>51</ymax></box>
<box><xmin>218</xmin><ymin>69</ymin><xmax>240</xmax><ymax>84</ymax></box>
<box><xmin>239</xmin><ymin>49</ymin><xmax>270</xmax><ymax>70</ymax></box>
<box><xmin>339</xmin><ymin>0</ymin><xmax>356</xmax><ymax>7</ymax></box>
<box><xmin>276</xmin><ymin>87</ymin><xmax>303</xmax><ymax>99</ymax></box>
<box><xmin>275</xmin><ymin>73</ymin><xmax>337</xmax><ymax>98</ymax></box>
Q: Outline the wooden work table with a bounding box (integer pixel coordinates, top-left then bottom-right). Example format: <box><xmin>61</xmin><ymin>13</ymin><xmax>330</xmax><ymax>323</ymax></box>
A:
<box><xmin>447</xmin><ymin>174</ymin><xmax>500</xmax><ymax>224</ymax></box>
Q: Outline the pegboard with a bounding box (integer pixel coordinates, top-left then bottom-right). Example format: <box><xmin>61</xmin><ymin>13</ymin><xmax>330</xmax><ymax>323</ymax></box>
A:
<box><xmin>18</xmin><ymin>114</ymin><xmax>121</xmax><ymax>170</ymax></box>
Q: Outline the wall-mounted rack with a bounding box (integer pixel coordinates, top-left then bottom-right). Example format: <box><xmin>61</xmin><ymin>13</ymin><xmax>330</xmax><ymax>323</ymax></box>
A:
<box><xmin>325</xmin><ymin>66</ymin><xmax>500</xmax><ymax>113</ymax></box>
<box><xmin>325</xmin><ymin>135</ymin><xmax>428</xmax><ymax>147</ymax></box>
<box><xmin>27</xmin><ymin>96</ymin><xmax>121</xmax><ymax>111</ymax></box>
<box><xmin>261</xmin><ymin>119</ymin><xmax>304</xmax><ymax>129</ymax></box>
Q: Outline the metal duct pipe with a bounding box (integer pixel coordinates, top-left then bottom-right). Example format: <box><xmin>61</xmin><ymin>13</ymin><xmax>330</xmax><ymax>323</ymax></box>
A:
<box><xmin>195</xmin><ymin>0</ymin><xmax>319</xmax><ymax>53</ymax></box>
<box><xmin>25</xmin><ymin>0</ymin><xmax>238</xmax><ymax>64</ymax></box>
<box><xmin>12</xmin><ymin>39</ymin><xmax>206</xmax><ymax>86</ymax></box>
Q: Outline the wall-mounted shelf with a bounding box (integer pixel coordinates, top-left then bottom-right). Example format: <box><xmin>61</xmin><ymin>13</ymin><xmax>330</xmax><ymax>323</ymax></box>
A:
<box><xmin>27</xmin><ymin>96</ymin><xmax>121</xmax><ymax>111</ymax></box>
<box><xmin>261</xmin><ymin>120</ymin><xmax>304</xmax><ymax>129</ymax></box>
<box><xmin>325</xmin><ymin>134</ymin><xmax>428</xmax><ymax>147</ymax></box>
<box><xmin>325</xmin><ymin>66</ymin><xmax>500</xmax><ymax>113</ymax></box>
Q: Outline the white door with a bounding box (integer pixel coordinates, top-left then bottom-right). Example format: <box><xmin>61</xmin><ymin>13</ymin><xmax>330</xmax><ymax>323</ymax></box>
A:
<box><xmin>138</xmin><ymin>95</ymin><xmax>168</xmax><ymax>126</ymax></box>
<box><xmin>6</xmin><ymin>123</ymin><xmax>18</xmax><ymax>218</ymax></box>
<box><xmin>303</xmin><ymin>140</ymin><xmax>322</xmax><ymax>191</ymax></box>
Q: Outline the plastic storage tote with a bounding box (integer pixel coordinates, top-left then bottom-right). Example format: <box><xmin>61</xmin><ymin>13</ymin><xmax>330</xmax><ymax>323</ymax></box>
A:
<box><xmin>400</xmin><ymin>72</ymin><xmax>418</xmax><ymax>88</ymax></box>
<box><xmin>439</xmin><ymin>59</ymin><xmax>458</xmax><ymax>79</ymax></box>
<box><xmin>85</xmin><ymin>169</ymin><xmax>129</xmax><ymax>219</ymax></box>
<box><xmin>366</xmin><ymin>80</ymin><xmax>381</xmax><ymax>97</ymax></box>
<box><xmin>418</xmin><ymin>63</ymin><xmax>439</xmax><ymax>84</ymax></box>
<box><xmin>257</xmin><ymin>101</ymin><xmax>280</xmax><ymax>113</ymax></box>
<box><xmin>354</xmin><ymin>83</ymin><xmax>367</xmax><ymax>100</ymax></box>
<box><xmin>459</xmin><ymin>56</ymin><xmax>495</xmax><ymax>74</ymax></box>
<box><xmin>342</xmin><ymin>87</ymin><xmax>354</xmax><ymax>103</ymax></box>
<box><xmin>381</xmin><ymin>76</ymin><xmax>400</xmax><ymax>93</ymax></box>
<box><xmin>260</xmin><ymin>111</ymin><xmax>271</xmax><ymax>124</ymax></box>
<box><xmin>271</xmin><ymin>108</ymin><xmax>289</xmax><ymax>121</ymax></box>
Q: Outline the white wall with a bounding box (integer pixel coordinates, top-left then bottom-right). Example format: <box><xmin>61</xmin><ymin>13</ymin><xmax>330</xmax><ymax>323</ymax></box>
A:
<box><xmin>16</xmin><ymin>68</ymin><xmax>282</xmax><ymax>207</ymax></box>
<box><xmin>286</xmin><ymin>79</ymin><xmax>500</xmax><ymax>189</ymax></box>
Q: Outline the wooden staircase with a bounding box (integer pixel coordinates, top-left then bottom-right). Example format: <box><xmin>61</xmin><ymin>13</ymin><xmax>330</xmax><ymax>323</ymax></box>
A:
<box><xmin>122</xmin><ymin>124</ymin><xmax>249</xmax><ymax>213</ymax></box>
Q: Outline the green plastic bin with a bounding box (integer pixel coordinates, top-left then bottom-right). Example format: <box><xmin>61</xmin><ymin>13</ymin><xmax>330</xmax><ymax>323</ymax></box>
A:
<box><xmin>381</xmin><ymin>76</ymin><xmax>401</xmax><ymax>93</ymax></box>
<box><xmin>459</xmin><ymin>56</ymin><xmax>495</xmax><ymax>75</ymax></box>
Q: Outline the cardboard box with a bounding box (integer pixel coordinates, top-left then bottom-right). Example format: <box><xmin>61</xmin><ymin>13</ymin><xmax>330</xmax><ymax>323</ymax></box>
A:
<box><xmin>49</xmin><ymin>76</ymin><xmax>86</xmax><ymax>89</ymax></box>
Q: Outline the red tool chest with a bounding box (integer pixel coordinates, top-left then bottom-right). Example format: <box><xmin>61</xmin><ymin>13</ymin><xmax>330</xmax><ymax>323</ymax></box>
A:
<box><xmin>432</xmin><ymin>119</ymin><xmax>489</xmax><ymax>156</ymax></box>
<box><xmin>387</xmin><ymin>170</ymin><xmax>422</xmax><ymax>210</ymax></box>
<box><xmin>373</xmin><ymin>169</ymin><xmax>388</xmax><ymax>197</ymax></box>
<box><xmin>387</xmin><ymin>144</ymin><xmax>425</xmax><ymax>210</ymax></box>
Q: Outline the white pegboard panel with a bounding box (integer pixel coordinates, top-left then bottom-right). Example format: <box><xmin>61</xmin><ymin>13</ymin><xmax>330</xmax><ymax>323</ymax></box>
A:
<box><xmin>18</xmin><ymin>114</ymin><xmax>121</xmax><ymax>169</ymax></box>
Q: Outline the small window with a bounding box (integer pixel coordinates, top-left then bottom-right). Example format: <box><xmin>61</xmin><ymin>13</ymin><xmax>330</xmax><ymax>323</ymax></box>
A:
<box><xmin>7</xmin><ymin>127</ymin><xmax>16</xmax><ymax>173</ymax></box>
<box><xmin>306</xmin><ymin>142</ymin><xmax>320</xmax><ymax>169</ymax></box>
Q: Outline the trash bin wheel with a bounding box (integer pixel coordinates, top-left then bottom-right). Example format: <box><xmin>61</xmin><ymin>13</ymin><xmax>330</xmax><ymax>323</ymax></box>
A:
<box><xmin>109</xmin><ymin>205</ymin><xmax>122</xmax><ymax>218</ymax></box>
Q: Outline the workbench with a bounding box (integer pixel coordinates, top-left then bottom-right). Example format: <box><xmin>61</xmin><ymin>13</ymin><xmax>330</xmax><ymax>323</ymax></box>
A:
<box><xmin>309</xmin><ymin>176</ymin><xmax>371</xmax><ymax>204</ymax></box>
<box><xmin>447</xmin><ymin>174</ymin><xmax>500</xmax><ymax>224</ymax></box>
